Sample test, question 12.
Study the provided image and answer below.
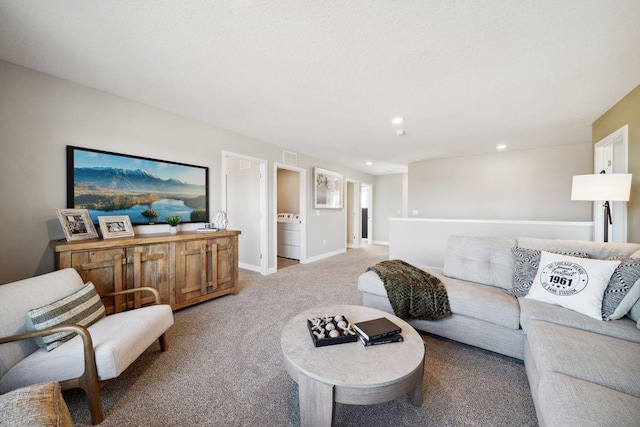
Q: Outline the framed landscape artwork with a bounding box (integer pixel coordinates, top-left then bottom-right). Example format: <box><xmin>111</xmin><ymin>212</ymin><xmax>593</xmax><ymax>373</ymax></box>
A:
<box><xmin>67</xmin><ymin>146</ymin><xmax>209</xmax><ymax>225</ymax></box>
<box><xmin>314</xmin><ymin>167</ymin><xmax>343</xmax><ymax>209</ymax></box>
<box><xmin>56</xmin><ymin>208</ymin><xmax>99</xmax><ymax>241</ymax></box>
<box><xmin>98</xmin><ymin>215</ymin><xmax>135</xmax><ymax>239</ymax></box>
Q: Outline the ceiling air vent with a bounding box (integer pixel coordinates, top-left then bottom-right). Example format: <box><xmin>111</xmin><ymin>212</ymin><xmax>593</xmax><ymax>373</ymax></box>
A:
<box><xmin>283</xmin><ymin>150</ymin><xmax>297</xmax><ymax>165</ymax></box>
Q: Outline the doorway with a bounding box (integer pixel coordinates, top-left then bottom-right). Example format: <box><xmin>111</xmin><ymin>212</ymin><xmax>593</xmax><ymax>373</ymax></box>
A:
<box><xmin>361</xmin><ymin>183</ymin><xmax>373</xmax><ymax>244</ymax></box>
<box><xmin>594</xmin><ymin>125</ymin><xmax>629</xmax><ymax>243</ymax></box>
<box><xmin>274</xmin><ymin>163</ymin><xmax>306</xmax><ymax>272</ymax></box>
<box><xmin>222</xmin><ymin>152</ymin><xmax>268</xmax><ymax>274</ymax></box>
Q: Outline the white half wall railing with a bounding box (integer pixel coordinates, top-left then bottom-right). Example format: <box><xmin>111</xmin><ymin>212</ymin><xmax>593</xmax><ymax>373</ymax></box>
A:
<box><xmin>389</xmin><ymin>218</ymin><xmax>594</xmax><ymax>268</ymax></box>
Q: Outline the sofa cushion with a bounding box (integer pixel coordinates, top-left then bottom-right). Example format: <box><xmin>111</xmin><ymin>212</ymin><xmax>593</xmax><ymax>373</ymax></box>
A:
<box><xmin>603</xmin><ymin>257</ymin><xmax>640</xmax><ymax>320</ymax></box>
<box><xmin>628</xmin><ymin>300</ymin><xmax>640</xmax><ymax>323</ymax></box>
<box><xmin>359</xmin><ymin>267</ymin><xmax>521</xmax><ymax>330</ymax></box>
<box><xmin>509</xmin><ymin>247</ymin><xmax>589</xmax><ymax>298</ymax></box>
<box><xmin>0</xmin><ymin>382</ymin><xmax>73</xmax><ymax>427</ymax></box>
<box><xmin>516</xmin><ymin>237</ymin><xmax>640</xmax><ymax>260</ymax></box>
<box><xmin>537</xmin><ymin>373</ymin><xmax>640</xmax><ymax>427</ymax></box>
<box><xmin>525</xmin><ymin>252</ymin><xmax>620</xmax><ymax>320</ymax></box>
<box><xmin>525</xmin><ymin>320</ymin><xmax>640</xmax><ymax>397</ymax></box>
<box><xmin>358</xmin><ymin>270</ymin><xmax>389</xmax><ymax>298</ymax></box>
<box><xmin>25</xmin><ymin>281</ymin><xmax>106</xmax><ymax>351</ymax></box>
<box><xmin>443</xmin><ymin>236</ymin><xmax>516</xmax><ymax>290</ymax></box>
<box><xmin>443</xmin><ymin>275</ymin><xmax>521</xmax><ymax>330</ymax></box>
<box><xmin>0</xmin><ymin>304</ymin><xmax>174</xmax><ymax>393</ymax></box>
<box><xmin>519</xmin><ymin>298</ymin><xmax>640</xmax><ymax>344</ymax></box>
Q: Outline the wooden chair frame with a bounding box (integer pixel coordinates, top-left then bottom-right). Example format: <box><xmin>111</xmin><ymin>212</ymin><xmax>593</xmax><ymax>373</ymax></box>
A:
<box><xmin>0</xmin><ymin>287</ymin><xmax>168</xmax><ymax>425</ymax></box>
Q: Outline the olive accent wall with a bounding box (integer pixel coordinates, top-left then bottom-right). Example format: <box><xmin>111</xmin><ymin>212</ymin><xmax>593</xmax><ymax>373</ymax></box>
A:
<box><xmin>593</xmin><ymin>84</ymin><xmax>640</xmax><ymax>243</ymax></box>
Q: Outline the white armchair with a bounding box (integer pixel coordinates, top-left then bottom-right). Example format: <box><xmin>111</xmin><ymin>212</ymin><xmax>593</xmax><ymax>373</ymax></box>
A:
<box><xmin>0</xmin><ymin>268</ymin><xmax>174</xmax><ymax>424</ymax></box>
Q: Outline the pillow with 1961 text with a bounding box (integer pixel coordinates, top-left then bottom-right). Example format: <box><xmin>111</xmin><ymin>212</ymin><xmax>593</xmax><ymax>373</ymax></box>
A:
<box><xmin>525</xmin><ymin>251</ymin><xmax>620</xmax><ymax>320</ymax></box>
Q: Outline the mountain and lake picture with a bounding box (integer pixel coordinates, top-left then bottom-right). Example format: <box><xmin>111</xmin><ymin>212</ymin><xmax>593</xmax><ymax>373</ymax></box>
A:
<box><xmin>68</xmin><ymin>147</ymin><xmax>208</xmax><ymax>225</ymax></box>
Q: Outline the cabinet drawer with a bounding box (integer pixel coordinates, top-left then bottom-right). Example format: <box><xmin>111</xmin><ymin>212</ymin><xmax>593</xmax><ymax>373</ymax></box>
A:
<box><xmin>277</xmin><ymin>229</ymin><xmax>300</xmax><ymax>246</ymax></box>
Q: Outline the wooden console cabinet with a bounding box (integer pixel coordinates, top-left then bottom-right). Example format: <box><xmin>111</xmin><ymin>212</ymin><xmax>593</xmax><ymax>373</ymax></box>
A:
<box><xmin>51</xmin><ymin>230</ymin><xmax>240</xmax><ymax>312</ymax></box>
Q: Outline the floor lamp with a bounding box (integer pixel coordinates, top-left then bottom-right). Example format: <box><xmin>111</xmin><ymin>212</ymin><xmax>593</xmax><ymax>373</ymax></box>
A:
<box><xmin>571</xmin><ymin>173</ymin><xmax>632</xmax><ymax>242</ymax></box>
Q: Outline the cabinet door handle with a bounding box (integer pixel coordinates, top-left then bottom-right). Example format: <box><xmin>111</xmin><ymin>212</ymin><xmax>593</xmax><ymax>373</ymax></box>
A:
<box><xmin>209</xmin><ymin>243</ymin><xmax>218</xmax><ymax>290</ymax></box>
<box><xmin>200</xmin><ymin>245</ymin><xmax>208</xmax><ymax>293</ymax></box>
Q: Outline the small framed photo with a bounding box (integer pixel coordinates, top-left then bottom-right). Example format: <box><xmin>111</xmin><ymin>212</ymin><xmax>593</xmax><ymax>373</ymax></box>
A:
<box><xmin>56</xmin><ymin>209</ymin><xmax>99</xmax><ymax>242</ymax></box>
<box><xmin>314</xmin><ymin>167</ymin><xmax>343</xmax><ymax>209</ymax></box>
<box><xmin>98</xmin><ymin>215</ymin><xmax>135</xmax><ymax>239</ymax></box>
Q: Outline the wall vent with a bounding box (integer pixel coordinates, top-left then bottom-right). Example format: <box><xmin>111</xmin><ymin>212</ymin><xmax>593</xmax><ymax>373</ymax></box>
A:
<box><xmin>283</xmin><ymin>150</ymin><xmax>297</xmax><ymax>165</ymax></box>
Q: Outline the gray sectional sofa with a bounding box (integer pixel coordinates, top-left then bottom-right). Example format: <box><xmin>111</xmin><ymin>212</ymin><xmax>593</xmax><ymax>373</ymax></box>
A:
<box><xmin>358</xmin><ymin>236</ymin><xmax>640</xmax><ymax>426</ymax></box>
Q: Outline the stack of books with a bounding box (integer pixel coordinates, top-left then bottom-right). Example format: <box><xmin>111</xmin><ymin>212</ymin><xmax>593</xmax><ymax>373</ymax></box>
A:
<box><xmin>353</xmin><ymin>317</ymin><xmax>403</xmax><ymax>346</ymax></box>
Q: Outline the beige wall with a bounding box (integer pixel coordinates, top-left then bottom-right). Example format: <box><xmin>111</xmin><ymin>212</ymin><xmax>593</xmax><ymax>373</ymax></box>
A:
<box><xmin>372</xmin><ymin>174</ymin><xmax>406</xmax><ymax>243</ymax></box>
<box><xmin>408</xmin><ymin>143</ymin><xmax>593</xmax><ymax>221</ymax></box>
<box><xmin>0</xmin><ymin>61</ymin><xmax>373</xmax><ymax>284</ymax></box>
<box><xmin>277</xmin><ymin>169</ymin><xmax>300</xmax><ymax>214</ymax></box>
<box><xmin>592</xmin><ymin>83</ymin><xmax>640</xmax><ymax>243</ymax></box>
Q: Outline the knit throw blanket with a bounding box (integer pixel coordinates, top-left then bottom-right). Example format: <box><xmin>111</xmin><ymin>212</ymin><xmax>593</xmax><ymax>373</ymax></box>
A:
<box><xmin>367</xmin><ymin>260</ymin><xmax>451</xmax><ymax>321</ymax></box>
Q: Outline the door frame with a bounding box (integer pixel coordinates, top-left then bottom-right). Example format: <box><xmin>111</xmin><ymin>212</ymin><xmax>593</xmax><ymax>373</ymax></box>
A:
<box><xmin>273</xmin><ymin>163</ymin><xmax>307</xmax><ymax>272</ymax></box>
<box><xmin>345</xmin><ymin>179</ymin><xmax>360</xmax><ymax>249</ymax></box>
<box><xmin>222</xmin><ymin>151</ymin><xmax>268</xmax><ymax>274</ymax></box>
<box><xmin>593</xmin><ymin>124</ymin><xmax>629</xmax><ymax>243</ymax></box>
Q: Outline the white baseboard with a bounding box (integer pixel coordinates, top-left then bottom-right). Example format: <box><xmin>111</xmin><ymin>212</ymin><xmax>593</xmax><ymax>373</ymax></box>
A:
<box><xmin>302</xmin><ymin>248</ymin><xmax>347</xmax><ymax>264</ymax></box>
<box><xmin>373</xmin><ymin>241</ymin><xmax>389</xmax><ymax>246</ymax></box>
<box><xmin>347</xmin><ymin>243</ymin><xmax>361</xmax><ymax>249</ymax></box>
<box><xmin>266</xmin><ymin>266</ymin><xmax>277</xmax><ymax>275</ymax></box>
<box><xmin>239</xmin><ymin>262</ymin><xmax>262</xmax><ymax>273</ymax></box>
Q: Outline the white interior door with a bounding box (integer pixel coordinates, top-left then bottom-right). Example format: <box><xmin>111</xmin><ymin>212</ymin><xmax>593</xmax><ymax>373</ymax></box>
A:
<box><xmin>594</xmin><ymin>125</ymin><xmax>628</xmax><ymax>243</ymax></box>
<box><xmin>223</xmin><ymin>153</ymin><xmax>267</xmax><ymax>273</ymax></box>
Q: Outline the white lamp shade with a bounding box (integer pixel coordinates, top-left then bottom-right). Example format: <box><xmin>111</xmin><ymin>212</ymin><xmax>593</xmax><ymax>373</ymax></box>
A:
<box><xmin>571</xmin><ymin>174</ymin><xmax>632</xmax><ymax>201</ymax></box>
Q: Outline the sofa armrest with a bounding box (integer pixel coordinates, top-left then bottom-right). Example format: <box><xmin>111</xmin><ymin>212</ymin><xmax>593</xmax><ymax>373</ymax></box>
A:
<box><xmin>0</xmin><ymin>323</ymin><xmax>93</xmax><ymax>348</ymax></box>
<box><xmin>103</xmin><ymin>286</ymin><xmax>162</xmax><ymax>306</ymax></box>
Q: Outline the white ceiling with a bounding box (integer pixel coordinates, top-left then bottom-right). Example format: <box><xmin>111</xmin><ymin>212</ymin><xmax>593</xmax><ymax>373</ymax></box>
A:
<box><xmin>1</xmin><ymin>1</ymin><xmax>639</xmax><ymax>175</ymax></box>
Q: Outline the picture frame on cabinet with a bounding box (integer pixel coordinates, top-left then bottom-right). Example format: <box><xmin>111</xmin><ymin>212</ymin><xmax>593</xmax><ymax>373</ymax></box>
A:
<box><xmin>314</xmin><ymin>167</ymin><xmax>343</xmax><ymax>209</ymax></box>
<box><xmin>56</xmin><ymin>208</ymin><xmax>99</xmax><ymax>241</ymax></box>
<box><xmin>98</xmin><ymin>215</ymin><xmax>135</xmax><ymax>239</ymax></box>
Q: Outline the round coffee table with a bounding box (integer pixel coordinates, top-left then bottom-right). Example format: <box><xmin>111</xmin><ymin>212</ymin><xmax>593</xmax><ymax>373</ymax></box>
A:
<box><xmin>281</xmin><ymin>305</ymin><xmax>425</xmax><ymax>427</ymax></box>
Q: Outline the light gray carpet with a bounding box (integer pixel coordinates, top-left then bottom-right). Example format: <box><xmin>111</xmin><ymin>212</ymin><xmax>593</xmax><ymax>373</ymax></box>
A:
<box><xmin>64</xmin><ymin>245</ymin><xmax>537</xmax><ymax>426</ymax></box>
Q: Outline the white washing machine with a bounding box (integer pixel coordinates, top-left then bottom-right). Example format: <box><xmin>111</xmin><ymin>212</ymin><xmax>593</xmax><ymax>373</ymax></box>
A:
<box><xmin>277</xmin><ymin>213</ymin><xmax>300</xmax><ymax>259</ymax></box>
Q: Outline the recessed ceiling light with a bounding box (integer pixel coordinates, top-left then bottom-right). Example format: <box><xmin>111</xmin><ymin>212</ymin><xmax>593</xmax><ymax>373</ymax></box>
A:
<box><xmin>496</xmin><ymin>144</ymin><xmax>507</xmax><ymax>150</ymax></box>
<box><xmin>391</xmin><ymin>116</ymin><xmax>404</xmax><ymax>125</ymax></box>
<box><xmin>396</xmin><ymin>130</ymin><xmax>405</xmax><ymax>136</ymax></box>
<box><xmin>365</xmin><ymin>161</ymin><xmax>373</xmax><ymax>166</ymax></box>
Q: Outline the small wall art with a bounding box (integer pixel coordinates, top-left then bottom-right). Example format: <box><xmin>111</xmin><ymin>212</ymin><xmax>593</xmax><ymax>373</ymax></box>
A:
<box><xmin>56</xmin><ymin>208</ymin><xmax>99</xmax><ymax>241</ymax></box>
<box><xmin>98</xmin><ymin>215</ymin><xmax>135</xmax><ymax>239</ymax></box>
<box><xmin>314</xmin><ymin>167</ymin><xmax>343</xmax><ymax>209</ymax></box>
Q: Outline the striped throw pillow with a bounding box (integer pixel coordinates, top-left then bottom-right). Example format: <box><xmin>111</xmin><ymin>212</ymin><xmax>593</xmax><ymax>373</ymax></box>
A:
<box><xmin>25</xmin><ymin>282</ymin><xmax>106</xmax><ymax>351</ymax></box>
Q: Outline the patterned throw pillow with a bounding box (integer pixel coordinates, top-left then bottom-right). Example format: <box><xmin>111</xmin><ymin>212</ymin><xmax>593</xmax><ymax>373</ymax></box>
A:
<box><xmin>602</xmin><ymin>257</ymin><xmax>640</xmax><ymax>320</ymax></box>
<box><xmin>508</xmin><ymin>247</ymin><xmax>589</xmax><ymax>298</ymax></box>
<box><xmin>25</xmin><ymin>282</ymin><xmax>106</xmax><ymax>351</ymax></box>
<box><xmin>525</xmin><ymin>251</ymin><xmax>620</xmax><ymax>320</ymax></box>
